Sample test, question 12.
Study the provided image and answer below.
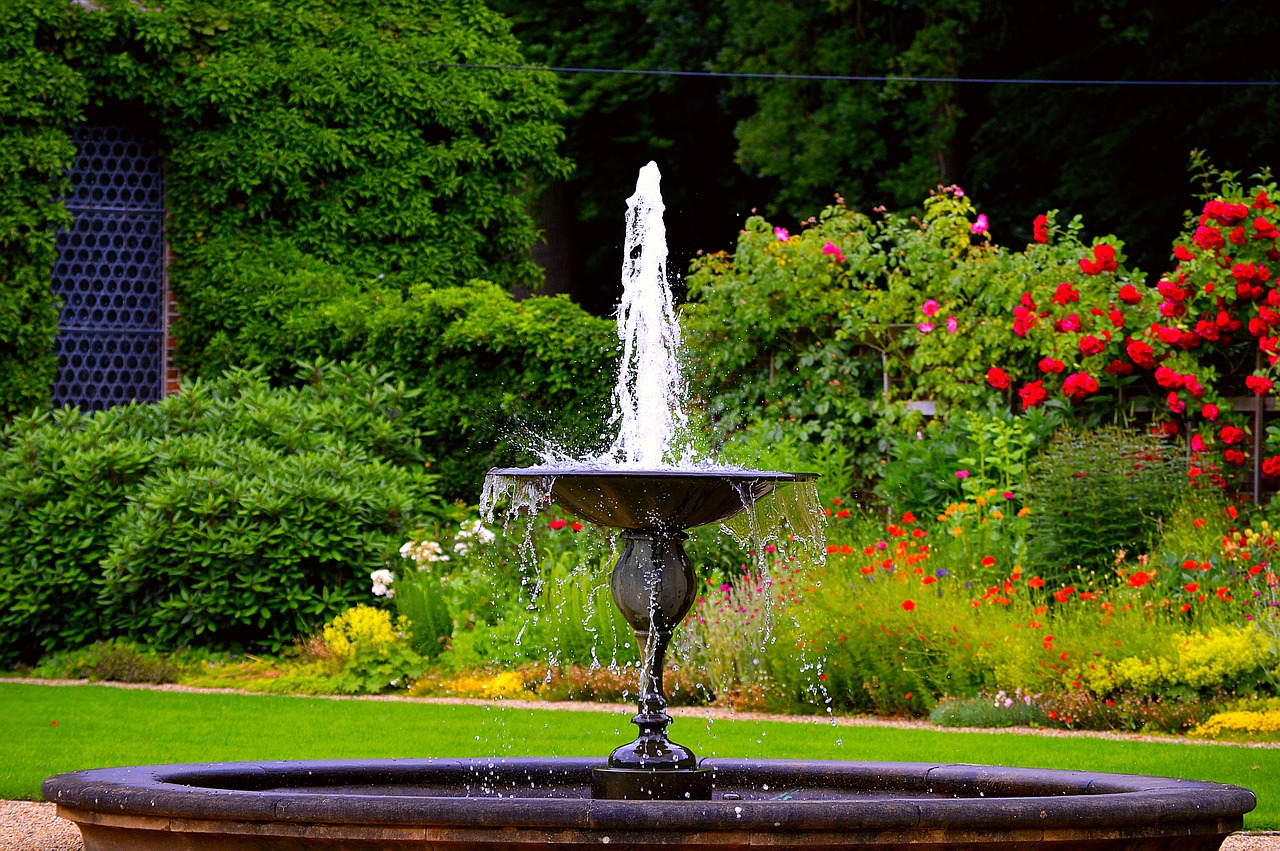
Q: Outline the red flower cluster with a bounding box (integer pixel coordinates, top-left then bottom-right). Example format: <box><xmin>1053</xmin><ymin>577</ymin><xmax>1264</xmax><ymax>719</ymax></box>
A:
<box><xmin>1079</xmin><ymin>243</ymin><xmax>1118</xmax><ymax>275</ymax></box>
<box><xmin>1062</xmin><ymin>372</ymin><xmax>1098</xmax><ymax>403</ymax></box>
<box><xmin>1019</xmin><ymin>380</ymin><xmax>1047</xmax><ymax>410</ymax></box>
<box><xmin>1033</xmin><ymin>214</ymin><xmax>1049</xmax><ymax>244</ymax></box>
<box><xmin>986</xmin><ymin>366</ymin><xmax>1010</xmax><ymax>389</ymax></box>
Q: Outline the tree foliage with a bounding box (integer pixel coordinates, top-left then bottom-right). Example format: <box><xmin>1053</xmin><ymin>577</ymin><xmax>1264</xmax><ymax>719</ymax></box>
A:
<box><xmin>0</xmin><ymin>0</ymin><xmax>570</xmax><ymax>417</ymax></box>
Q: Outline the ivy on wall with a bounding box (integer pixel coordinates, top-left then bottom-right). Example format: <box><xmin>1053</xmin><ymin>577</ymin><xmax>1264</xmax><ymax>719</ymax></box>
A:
<box><xmin>0</xmin><ymin>0</ymin><xmax>572</xmax><ymax>414</ymax></box>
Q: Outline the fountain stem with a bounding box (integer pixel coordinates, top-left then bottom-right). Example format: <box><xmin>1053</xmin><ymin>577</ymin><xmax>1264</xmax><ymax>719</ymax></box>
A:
<box><xmin>591</xmin><ymin>528</ymin><xmax>712</xmax><ymax>799</ymax></box>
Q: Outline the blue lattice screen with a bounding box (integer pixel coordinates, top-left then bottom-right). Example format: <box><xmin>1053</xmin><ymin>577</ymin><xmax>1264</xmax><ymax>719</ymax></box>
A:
<box><xmin>52</xmin><ymin>124</ymin><xmax>166</xmax><ymax>409</ymax></box>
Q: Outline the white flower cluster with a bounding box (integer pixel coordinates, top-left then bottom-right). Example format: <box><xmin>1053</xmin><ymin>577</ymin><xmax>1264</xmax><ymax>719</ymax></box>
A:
<box><xmin>400</xmin><ymin>539</ymin><xmax>450</xmax><ymax>571</ymax></box>
<box><xmin>370</xmin><ymin>568</ymin><xmax>395</xmax><ymax>599</ymax></box>
<box><xmin>453</xmin><ymin>519</ymin><xmax>496</xmax><ymax>556</ymax></box>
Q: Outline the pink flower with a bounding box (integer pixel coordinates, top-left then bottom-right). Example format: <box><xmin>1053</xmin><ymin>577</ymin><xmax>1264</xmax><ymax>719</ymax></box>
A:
<box><xmin>1191</xmin><ymin>434</ymin><xmax>1207</xmax><ymax>451</ymax></box>
<box><xmin>822</xmin><ymin>242</ymin><xmax>845</xmax><ymax>263</ymax></box>
<box><xmin>917</xmin><ymin>322</ymin><xmax>934</xmax><ymax>334</ymax></box>
<box><xmin>971</xmin><ymin>214</ymin><xmax>989</xmax><ymax>235</ymax></box>
<box><xmin>774</xmin><ymin>227</ymin><xmax>790</xmax><ymax>241</ymax></box>
<box><xmin>922</xmin><ymin>299</ymin><xmax>940</xmax><ymax>317</ymax></box>
<box><xmin>955</xmin><ymin>470</ymin><xmax>970</xmax><ymax>480</ymax></box>
<box><xmin>946</xmin><ymin>316</ymin><xmax>958</xmax><ymax>334</ymax></box>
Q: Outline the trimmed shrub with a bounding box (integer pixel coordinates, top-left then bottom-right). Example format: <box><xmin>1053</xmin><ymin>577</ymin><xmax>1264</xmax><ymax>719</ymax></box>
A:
<box><xmin>0</xmin><ymin>360</ymin><xmax>435</xmax><ymax>664</ymax></box>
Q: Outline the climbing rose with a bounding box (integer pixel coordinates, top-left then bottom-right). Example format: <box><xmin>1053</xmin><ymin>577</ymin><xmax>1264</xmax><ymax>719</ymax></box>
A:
<box><xmin>1079</xmin><ymin>335</ymin><xmax>1105</xmax><ymax>356</ymax></box>
<box><xmin>1052</xmin><ymin>282</ymin><xmax>1080</xmax><ymax>305</ymax></box>
<box><xmin>1191</xmin><ymin>434</ymin><xmax>1207</xmax><ymax>451</ymax></box>
<box><xmin>986</xmin><ymin>367</ymin><xmax>1011</xmax><ymax>389</ymax></box>
<box><xmin>1117</xmin><ymin>284</ymin><xmax>1142</xmax><ymax>305</ymax></box>
<box><xmin>1039</xmin><ymin>357</ymin><xmax>1065</xmax><ymax>374</ymax></box>
<box><xmin>1220</xmin><ymin>425</ymin><xmax>1246</xmax><ymax>445</ymax></box>
<box><xmin>1054</xmin><ymin>313</ymin><xmax>1082</xmax><ymax>333</ymax></box>
<box><xmin>821</xmin><ymin>241</ymin><xmax>845</xmax><ymax>262</ymax></box>
<box><xmin>1126</xmin><ymin>338</ymin><xmax>1155</xmax><ymax>368</ymax></box>
<box><xmin>1246</xmin><ymin>375</ymin><xmax>1274</xmax><ymax>394</ymax></box>
<box><xmin>1167</xmin><ymin>392</ymin><xmax>1186</xmax><ymax>414</ymax></box>
<box><xmin>922</xmin><ymin>299</ymin><xmax>940</xmax><ymax>317</ymax></box>
<box><xmin>774</xmin><ymin>227</ymin><xmax>789</xmax><ymax>241</ymax></box>
<box><xmin>1225</xmin><ymin>449</ymin><xmax>1247</xmax><ymax>466</ymax></box>
<box><xmin>1201</xmin><ymin>403</ymin><xmax>1220</xmax><ymax>420</ymax></box>
<box><xmin>1033</xmin><ymin>214</ymin><xmax>1049</xmax><ymax>244</ymax></box>
<box><xmin>946</xmin><ymin>316</ymin><xmax>958</xmax><ymax>334</ymax></box>
<box><xmin>1063</xmin><ymin>372</ymin><xmax>1098</xmax><ymax>402</ymax></box>
<box><xmin>1264</xmin><ymin>455</ymin><xmax>1280</xmax><ymax>478</ymax></box>
<box><xmin>971</xmin><ymin>214</ymin><xmax>989</xmax><ymax>235</ymax></box>
<box><xmin>1104</xmin><ymin>359</ymin><xmax>1133</xmax><ymax>377</ymax></box>
<box><xmin>1019</xmin><ymin>380</ymin><xmax>1048</xmax><ymax>411</ymax></box>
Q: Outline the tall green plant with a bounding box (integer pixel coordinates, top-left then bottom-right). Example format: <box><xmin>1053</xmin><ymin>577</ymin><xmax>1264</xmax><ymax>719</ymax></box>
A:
<box><xmin>1026</xmin><ymin>427</ymin><xmax>1186</xmax><ymax>584</ymax></box>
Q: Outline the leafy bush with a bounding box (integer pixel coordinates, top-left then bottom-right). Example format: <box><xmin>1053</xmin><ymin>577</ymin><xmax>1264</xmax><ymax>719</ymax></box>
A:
<box><xmin>1025</xmin><ymin>427</ymin><xmax>1185</xmax><ymax>583</ymax></box>
<box><xmin>320</xmin><ymin>605</ymin><xmax>424</xmax><ymax>695</ymax></box>
<box><xmin>0</xmin><ymin>360</ymin><xmax>435</xmax><ymax>664</ymax></box>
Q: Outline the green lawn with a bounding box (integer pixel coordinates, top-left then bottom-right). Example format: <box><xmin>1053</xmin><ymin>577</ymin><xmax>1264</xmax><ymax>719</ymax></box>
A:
<box><xmin>4</xmin><ymin>682</ymin><xmax>1275</xmax><ymax>829</ymax></box>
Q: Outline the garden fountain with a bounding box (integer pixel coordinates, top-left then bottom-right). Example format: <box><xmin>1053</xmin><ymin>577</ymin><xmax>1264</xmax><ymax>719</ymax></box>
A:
<box><xmin>44</xmin><ymin>163</ymin><xmax>1255</xmax><ymax>849</ymax></box>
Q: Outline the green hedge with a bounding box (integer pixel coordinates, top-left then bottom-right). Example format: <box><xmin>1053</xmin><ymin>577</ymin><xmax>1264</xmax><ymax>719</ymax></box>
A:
<box><xmin>0</xmin><ymin>360</ymin><xmax>436</xmax><ymax>665</ymax></box>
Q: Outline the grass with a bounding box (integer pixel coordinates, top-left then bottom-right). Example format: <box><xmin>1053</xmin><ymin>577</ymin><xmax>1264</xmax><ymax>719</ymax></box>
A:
<box><xmin>3</xmin><ymin>681</ymin><xmax>1276</xmax><ymax>829</ymax></box>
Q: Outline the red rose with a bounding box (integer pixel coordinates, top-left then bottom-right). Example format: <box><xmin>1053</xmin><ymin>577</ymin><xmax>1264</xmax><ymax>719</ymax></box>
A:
<box><xmin>1062</xmin><ymin>372</ymin><xmax>1098</xmax><ymax>403</ymax></box>
<box><xmin>1220</xmin><ymin>425</ymin><xmax>1246</xmax><ymax>445</ymax></box>
<box><xmin>1246</xmin><ymin>374</ymin><xmax>1274</xmax><ymax>395</ymax></box>
<box><xmin>1264</xmin><ymin>455</ymin><xmax>1280</xmax><ymax>478</ymax></box>
<box><xmin>1201</xmin><ymin>403</ymin><xmax>1220</xmax><ymax>420</ymax></box>
<box><xmin>1104</xmin><ymin>359</ymin><xmax>1133</xmax><ymax>376</ymax></box>
<box><xmin>1033</xmin><ymin>214</ymin><xmax>1049</xmax><ymax>244</ymax></box>
<box><xmin>986</xmin><ymin>366</ymin><xmax>1011</xmax><ymax>390</ymax></box>
<box><xmin>1154</xmin><ymin>366</ymin><xmax>1183</xmax><ymax>388</ymax></box>
<box><xmin>1019</xmin><ymin>380</ymin><xmax>1048</xmax><ymax>410</ymax></box>
<box><xmin>1174</xmin><ymin>245</ymin><xmax>1196</xmax><ymax>261</ymax></box>
<box><xmin>1125</xmin><ymin>339</ymin><xmax>1156</xmax><ymax>368</ymax></box>
<box><xmin>1039</xmin><ymin>357</ymin><xmax>1065</xmax><ymax>374</ymax></box>
<box><xmin>1054</xmin><ymin>313</ymin><xmax>1082</xmax><ymax>333</ymax></box>
<box><xmin>1225</xmin><ymin>449</ymin><xmax>1247</xmax><ymax>466</ymax></box>
<box><xmin>1117</xmin><ymin>284</ymin><xmax>1142</xmax><ymax>305</ymax></box>
<box><xmin>1052</xmin><ymin>282</ymin><xmax>1080</xmax><ymax>305</ymax></box>
<box><xmin>1167</xmin><ymin>392</ymin><xmax>1186</xmax><ymax>414</ymax></box>
<box><xmin>1078</xmin><ymin>335</ymin><xmax>1105</xmax><ymax>356</ymax></box>
<box><xmin>1192</xmin><ymin>225</ymin><xmax>1226</xmax><ymax>251</ymax></box>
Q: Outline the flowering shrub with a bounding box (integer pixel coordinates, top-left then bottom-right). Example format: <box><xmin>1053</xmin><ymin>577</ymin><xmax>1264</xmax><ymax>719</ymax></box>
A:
<box><xmin>319</xmin><ymin>604</ymin><xmax>424</xmax><ymax>695</ymax></box>
<box><xmin>1190</xmin><ymin>709</ymin><xmax>1280</xmax><ymax>742</ymax></box>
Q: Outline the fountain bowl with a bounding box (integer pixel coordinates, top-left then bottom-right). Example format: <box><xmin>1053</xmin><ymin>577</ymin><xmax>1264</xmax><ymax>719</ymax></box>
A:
<box><xmin>44</xmin><ymin>756</ymin><xmax>1254</xmax><ymax>850</ymax></box>
<box><xmin>487</xmin><ymin>467</ymin><xmax>816</xmax><ymax>530</ymax></box>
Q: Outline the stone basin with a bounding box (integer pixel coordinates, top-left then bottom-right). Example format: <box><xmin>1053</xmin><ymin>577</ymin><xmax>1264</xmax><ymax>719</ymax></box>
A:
<box><xmin>43</xmin><ymin>757</ymin><xmax>1255</xmax><ymax>850</ymax></box>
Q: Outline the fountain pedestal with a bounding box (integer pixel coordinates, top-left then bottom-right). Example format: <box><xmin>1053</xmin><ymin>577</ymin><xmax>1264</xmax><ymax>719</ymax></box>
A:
<box><xmin>591</xmin><ymin>529</ymin><xmax>712</xmax><ymax>799</ymax></box>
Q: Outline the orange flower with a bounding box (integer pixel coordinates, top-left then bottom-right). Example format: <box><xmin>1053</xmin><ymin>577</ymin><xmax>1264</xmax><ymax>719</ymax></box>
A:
<box><xmin>1052</xmin><ymin>586</ymin><xmax>1075</xmax><ymax>603</ymax></box>
<box><xmin>1033</xmin><ymin>605</ymin><xmax>1047</xmax><ymax>615</ymax></box>
<box><xmin>1183</xmin><ymin>582</ymin><xmax>1198</xmax><ymax>593</ymax></box>
<box><xmin>1180</xmin><ymin>603</ymin><xmax>1191</xmax><ymax>612</ymax></box>
<box><xmin>1028</xmin><ymin>576</ymin><xmax>1045</xmax><ymax>589</ymax></box>
<box><xmin>839</xmin><ymin>545</ymin><xmax>854</xmax><ymax>555</ymax></box>
<box><xmin>912</xmin><ymin>528</ymin><xmax>927</xmax><ymax>539</ymax></box>
<box><xmin>1127</xmin><ymin>571</ymin><xmax>1152</xmax><ymax>588</ymax></box>
<box><xmin>902</xmin><ymin>511</ymin><xmax>917</xmax><ymax>524</ymax></box>
<box><xmin>1079</xmin><ymin>591</ymin><xmax>1096</xmax><ymax>601</ymax></box>
<box><xmin>922</xmin><ymin>575</ymin><xmax>937</xmax><ymax>585</ymax></box>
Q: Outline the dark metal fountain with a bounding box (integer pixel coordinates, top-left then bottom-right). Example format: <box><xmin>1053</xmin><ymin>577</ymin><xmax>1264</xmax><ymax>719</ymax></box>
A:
<box><xmin>486</xmin><ymin>467</ymin><xmax>816</xmax><ymax>800</ymax></box>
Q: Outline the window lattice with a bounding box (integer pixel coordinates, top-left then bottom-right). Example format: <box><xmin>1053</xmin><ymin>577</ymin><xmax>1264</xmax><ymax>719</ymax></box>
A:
<box><xmin>52</xmin><ymin>125</ymin><xmax>166</xmax><ymax>410</ymax></box>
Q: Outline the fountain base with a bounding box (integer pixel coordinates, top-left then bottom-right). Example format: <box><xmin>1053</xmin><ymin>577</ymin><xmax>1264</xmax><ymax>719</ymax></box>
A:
<box><xmin>44</xmin><ymin>757</ymin><xmax>1254</xmax><ymax>850</ymax></box>
<box><xmin>591</xmin><ymin>765</ymin><xmax>714</xmax><ymax>800</ymax></box>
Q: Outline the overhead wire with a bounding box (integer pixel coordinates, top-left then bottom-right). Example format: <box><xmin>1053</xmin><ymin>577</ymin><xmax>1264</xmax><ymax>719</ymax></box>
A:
<box><xmin>427</xmin><ymin>62</ymin><xmax>1280</xmax><ymax>87</ymax></box>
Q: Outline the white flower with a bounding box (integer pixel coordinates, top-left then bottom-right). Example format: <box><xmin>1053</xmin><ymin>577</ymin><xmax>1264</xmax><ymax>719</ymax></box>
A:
<box><xmin>371</xmin><ymin>569</ymin><xmax>395</xmax><ymax>597</ymax></box>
